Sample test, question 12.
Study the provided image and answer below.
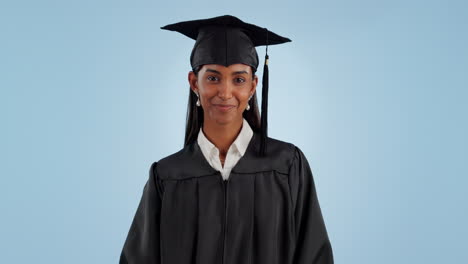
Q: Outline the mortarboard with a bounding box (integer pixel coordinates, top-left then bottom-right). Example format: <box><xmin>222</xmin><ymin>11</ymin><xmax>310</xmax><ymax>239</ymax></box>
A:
<box><xmin>160</xmin><ymin>14</ymin><xmax>291</xmax><ymax>156</ymax></box>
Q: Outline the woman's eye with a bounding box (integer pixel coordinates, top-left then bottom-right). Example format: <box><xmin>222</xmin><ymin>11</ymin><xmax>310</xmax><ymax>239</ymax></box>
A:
<box><xmin>207</xmin><ymin>76</ymin><xmax>219</xmax><ymax>82</ymax></box>
<box><xmin>235</xmin><ymin>78</ymin><xmax>246</xmax><ymax>83</ymax></box>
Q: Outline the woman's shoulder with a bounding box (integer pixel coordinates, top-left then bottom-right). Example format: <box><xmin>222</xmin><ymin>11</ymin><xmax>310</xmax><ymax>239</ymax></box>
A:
<box><xmin>151</xmin><ymin>143</ymin><xmax>209</xmax><ymax>180</ymax></box>
<box><xmin>263</xmin><ymin>135</ymin><xmax>301</xmax><ymax>172</ymax></box>
<box><xmin>264</xmin><ymin>135</ymin><xmax>297</xmax><ymax>155</ymax></box>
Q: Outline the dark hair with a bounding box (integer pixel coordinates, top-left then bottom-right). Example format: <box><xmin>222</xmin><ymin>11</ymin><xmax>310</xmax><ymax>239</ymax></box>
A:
<box><xmin>184</xmin><ymin>65</ymin><xmax>262</xmax><ymax>147</ymax></box>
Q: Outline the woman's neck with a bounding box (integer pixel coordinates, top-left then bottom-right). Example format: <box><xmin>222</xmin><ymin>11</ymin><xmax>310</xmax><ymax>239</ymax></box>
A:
<box><xmin>202</xmin><ymin>117</ymin><xmax>243</xmax><ymax>156</ymax></box>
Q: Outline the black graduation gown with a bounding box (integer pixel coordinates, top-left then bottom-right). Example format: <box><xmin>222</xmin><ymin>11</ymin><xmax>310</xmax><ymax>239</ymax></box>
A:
<box><xmin>120</xmin><ymin>131</ymin><xmax>334</xmax><ymax>264</ymax></box>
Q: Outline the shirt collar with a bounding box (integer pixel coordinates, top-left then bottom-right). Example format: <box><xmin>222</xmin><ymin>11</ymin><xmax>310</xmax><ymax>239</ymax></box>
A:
<box><xmin>197</xmin><ymin>117</ymin><xmax>253</xmax><ymax>156</ymax></box>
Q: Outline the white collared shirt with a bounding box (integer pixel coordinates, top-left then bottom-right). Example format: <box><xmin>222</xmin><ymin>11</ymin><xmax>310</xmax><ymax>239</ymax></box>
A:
<box><xmin>197</xmin><ymin>118</ymin><xmax>253</xmax><ymax>181</ymax></box>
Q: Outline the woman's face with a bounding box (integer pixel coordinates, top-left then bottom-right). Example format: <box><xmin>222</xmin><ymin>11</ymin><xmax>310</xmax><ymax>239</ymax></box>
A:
<box><xmin>189</xmin><ymin>63</ymin><xmax>258</xmax><ymax>125</ymax></box>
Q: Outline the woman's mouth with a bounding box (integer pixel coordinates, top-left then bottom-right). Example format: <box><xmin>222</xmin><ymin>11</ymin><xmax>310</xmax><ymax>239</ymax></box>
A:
<box><xmin>214</xmin><ymin>104</ymin><xmax>235</xmax><ymax>112</ymax></box>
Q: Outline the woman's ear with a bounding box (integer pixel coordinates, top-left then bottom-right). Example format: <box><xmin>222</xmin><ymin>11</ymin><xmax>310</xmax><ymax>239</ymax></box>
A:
<box><xmin>188</xmin><ymin>71</ymin><xmax>198</xmax><ymax>93</ymax></box>
<box><xmin>251</xmin><ymin>74</ymin><xmax>258</xmax><ymax>94</ymax></box>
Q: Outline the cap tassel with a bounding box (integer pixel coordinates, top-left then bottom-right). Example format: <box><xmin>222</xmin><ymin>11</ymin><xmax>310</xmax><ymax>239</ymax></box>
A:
<box><xmin>260</xmin><ymin>28</ymin><xmax>269</xmax><ymax>157</ymax></box>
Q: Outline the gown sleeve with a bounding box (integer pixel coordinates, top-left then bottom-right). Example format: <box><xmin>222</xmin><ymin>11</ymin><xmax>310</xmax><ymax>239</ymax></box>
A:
<box><xmin>120</xmin><ymin>162</ymin><xmax>163</xmax><ymax>264</ymax></box>
<box><xmin>289</xmin><ymin>146</ymin><xmax>334</xmax><ymax>264</ymax></box>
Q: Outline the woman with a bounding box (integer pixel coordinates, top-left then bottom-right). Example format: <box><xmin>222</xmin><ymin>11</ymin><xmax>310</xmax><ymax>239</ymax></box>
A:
<box><xmin>120</xmin><ymin>15</ymin><xmax>334</xmax><ymax>264</ymax></box>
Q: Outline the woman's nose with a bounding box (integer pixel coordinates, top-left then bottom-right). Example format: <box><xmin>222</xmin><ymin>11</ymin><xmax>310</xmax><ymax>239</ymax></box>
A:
<box><xmin>217</xmin><ymin>80</ymin><xmax>233</xmax><ymax>100</ymax></box>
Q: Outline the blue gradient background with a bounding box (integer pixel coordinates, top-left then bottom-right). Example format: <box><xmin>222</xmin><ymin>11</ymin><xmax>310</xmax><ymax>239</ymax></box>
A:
<box><xmin>1</xmin><ymin>0</ymin><xmax>467</xmax><ymax>263</ymax></box>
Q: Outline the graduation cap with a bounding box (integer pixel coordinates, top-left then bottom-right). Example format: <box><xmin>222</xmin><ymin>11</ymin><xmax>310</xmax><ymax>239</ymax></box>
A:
<box><xmin>161</xmin><ymin>14</ymin><xmax>291</xmax><ymax>156</ymax></box>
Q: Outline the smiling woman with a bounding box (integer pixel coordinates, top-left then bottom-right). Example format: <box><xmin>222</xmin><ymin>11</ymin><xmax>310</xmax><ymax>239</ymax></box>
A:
<box><xmin>186</xmin><ymin>63</ymin><xmax>261</xmax><ymax>155</ymax></box>
<box><xmin>189</xmin><ymin>63</ymin><xmax>258</xmax><ymax>165</ymax></box>
<box><xmin>120</xmin><ymin>14</ymin><xmax>334</xmax><ymax>264</ymax></box>
<box><xmin>190</xmin><ymin>63</ymin><xmax>257</xmax><ymax>128</ymax></box>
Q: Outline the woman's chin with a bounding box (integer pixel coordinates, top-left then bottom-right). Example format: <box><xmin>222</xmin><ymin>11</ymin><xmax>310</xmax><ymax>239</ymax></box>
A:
<box><xmin>208</xmin><ymin>112</ymin><xmax>239</xmax><ymax>125</ymax></box>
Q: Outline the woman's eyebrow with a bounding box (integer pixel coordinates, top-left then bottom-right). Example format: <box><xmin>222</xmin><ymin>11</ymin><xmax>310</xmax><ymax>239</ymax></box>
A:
<box><xmin>206</xmin><ymin>68</ymin><xmax>248</xmax><ymax>75</ymax></box>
